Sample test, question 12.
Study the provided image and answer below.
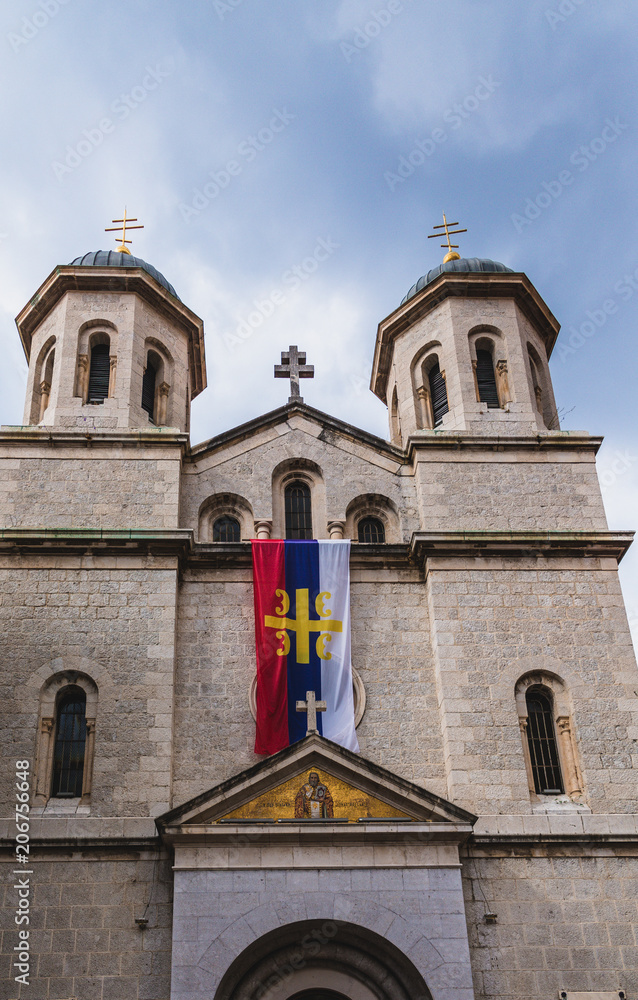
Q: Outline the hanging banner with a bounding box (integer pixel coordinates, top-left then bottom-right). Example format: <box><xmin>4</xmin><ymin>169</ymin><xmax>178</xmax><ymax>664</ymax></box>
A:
<box><xmin>252</xmin><ymin>539</ymin><xmax>358</xmax><ymax>755</ymax></box>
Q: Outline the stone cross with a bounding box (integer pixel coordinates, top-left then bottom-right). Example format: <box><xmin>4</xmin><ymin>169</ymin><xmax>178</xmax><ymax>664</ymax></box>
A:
<box><xmin>275</xmin><ymin>346</ymin><xmax>314</xmax><ymax>403</ymax></box>
<box><xmin>296</xmin><ymin>690</ymin><xmax>326</xmax><ymax>735</ymax></box>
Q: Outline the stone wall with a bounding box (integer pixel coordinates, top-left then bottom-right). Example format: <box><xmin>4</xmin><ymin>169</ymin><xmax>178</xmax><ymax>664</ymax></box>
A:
<box><xmin>0</xmin><ymin>850</ymin><xmax>172</xmax><ymax>1000</ymax></box>
<box><xmin>462</xmin><ymin>847</ymin><xmax>638</xmax><ymax>1000</ymax></box>
<box><xmin>0</xmin><ymin>555</ymin><xmax>178</xmax><ymax>817</ymax></box>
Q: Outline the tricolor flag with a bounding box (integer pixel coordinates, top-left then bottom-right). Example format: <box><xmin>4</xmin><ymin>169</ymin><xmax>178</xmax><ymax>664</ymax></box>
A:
<box><xmin>252</xmin><ymin>539</ymin><xmax>359</xmax><ymax>755</ymax></box>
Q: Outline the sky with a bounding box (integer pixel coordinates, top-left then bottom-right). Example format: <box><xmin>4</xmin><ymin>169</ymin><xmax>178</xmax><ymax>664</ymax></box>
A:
<box><xmin>1</xmin><ymin>0</ymin><xmax>637</xmax><ymax>645</ymax></box>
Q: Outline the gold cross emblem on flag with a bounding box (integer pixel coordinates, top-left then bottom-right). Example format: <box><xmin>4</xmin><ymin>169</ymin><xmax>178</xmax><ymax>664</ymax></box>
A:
<box><xmin>264</xmin><ymin>589</ymin><xmax>343</xmax><ymax>663</ymax></box>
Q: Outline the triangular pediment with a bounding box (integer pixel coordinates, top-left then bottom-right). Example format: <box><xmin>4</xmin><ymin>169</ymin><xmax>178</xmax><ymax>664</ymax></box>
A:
<box><xmin>157</xmin><ymin>735</ymin><xmax>476</xmax><ymax>837</ymax></box>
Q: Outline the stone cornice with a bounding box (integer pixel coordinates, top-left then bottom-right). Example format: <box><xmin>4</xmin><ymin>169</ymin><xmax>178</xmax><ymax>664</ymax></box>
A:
<box><xmin>371</xmin><ymin>271</ymin><xmax>561</xmax><ymax>403</ymax></box>
<box><xmin>0</xmin><ymin>528</ymin><xmax>193</xmax><ymax>559</ymax></box>
<box><xmin>15</xmin><ymin>265</ymin><xmax>206</xmax><ymax>398</ymax></box>
<box><xmin>405</xmin><ymin>431</ymin><xmax>603</xmax><ymax>460</ymax></box>
<box><xmin>0</xmin><ymin>426</ymin><xmax>189</xmax><ymax>451</ymax></box>
<box><xmin>410</xmin><ymin>530</ymin><xmax>634</xmax><ymax>564</ymax></box>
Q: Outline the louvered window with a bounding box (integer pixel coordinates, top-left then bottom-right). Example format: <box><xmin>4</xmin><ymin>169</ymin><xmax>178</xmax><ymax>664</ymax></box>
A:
<box><xmin>358</xmin><ymin>517</ymin><xmax>385</xmax><ymax>543</ymax></box>
<box><xmin>87</xmin><ymin>344</ymin><xmax>110</xmax><ymax>403</ymax></box>
<box><xmin>213</xmin><ymin>515</ymin><xmax>240</xmax><ymax>542</ymax></box>
<box><xmin>428</xmin><ymin>363</ymin><xmax>449</xmax><ymax>426</ymax></box>
<box><xmin>52</xmin><ymin>690</ymin><xmax>86</xmax><ymax>798</ymax></box>
<box><xmin>141</xmin><ymin>357</ymin><xmax>157</xmax><ymax>420</ymax></box>
<box><xmin>285</xmin><ymin>481</ymin><xmax>312</xmax><ymax>539</ymax></box>
<box><xmin>526</xmin><ymin>690</ymin><xmax>564</xmax><ymax>794</ymax></box>
<box><xmin>476</xmin><ymin>349</ymin><xmax>500</xmax><ymax>408</ymax></box>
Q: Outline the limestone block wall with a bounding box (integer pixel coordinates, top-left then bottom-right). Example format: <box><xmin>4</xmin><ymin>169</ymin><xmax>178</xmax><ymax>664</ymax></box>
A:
<box><xmin>412</xmin><ymin>443</ymin><xmax>608</xmax><ymax>532</ymax></box>
<box><xmin>172</xmin><ymin>566</ymin><xmax>446</xmax><ymax>805</ymax></box>
<box><xmin>462</xmin><ymin>849</ymin><xmax>638</xmax><ymax>1000</ymax></box>
<box><xmin>0</xmin><ymin>436</ymin><xmax>183</xmax><ymax>530</ymax></box>
<box><xmin>0</xmin><ymin>851</ymin><xmax>172</xmax><ymax>1000</ymax></box>
<box><xmin>425</xmin><ymin>557</ymin><xmax>638</xmax><ymax>815</ymax></box>
<box><xmin>181</xmin><ymin>419</ymin><xmax>416</xmax><ymax>541</ymax></box>
<box><xmin>0</xmin><ymin>554</ymin><xmax>179</xmax><ymax>818</ymax></box>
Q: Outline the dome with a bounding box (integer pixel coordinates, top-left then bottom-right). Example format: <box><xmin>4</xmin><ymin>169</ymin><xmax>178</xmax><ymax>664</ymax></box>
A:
<box><xmin>401</xmin><ymin>257</ymin><xmax>514</xmax><ymax>305</ymax></box>
<box><xmin>70</xmin><ymin>250</ymin><xmax>180</xmax><ymax>300</ymax></box>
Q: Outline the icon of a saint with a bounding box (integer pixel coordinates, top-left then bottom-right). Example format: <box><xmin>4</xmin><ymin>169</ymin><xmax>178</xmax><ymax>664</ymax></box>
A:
<box><xmin>294</xmin><ymin>771</ymin><xmax>334</xmax><ymax>819</ymax></box>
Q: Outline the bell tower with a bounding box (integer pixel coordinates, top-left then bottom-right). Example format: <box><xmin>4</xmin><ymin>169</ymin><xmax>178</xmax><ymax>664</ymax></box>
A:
<box><xmin>370</xmin><ymin>219</ymin><xmax>560</xmax><ymax>447</ymax></box>
<box><xmin>17</xmin><ymin>233</ymin><xmax>205</xmax><ymax>433</ymax></box>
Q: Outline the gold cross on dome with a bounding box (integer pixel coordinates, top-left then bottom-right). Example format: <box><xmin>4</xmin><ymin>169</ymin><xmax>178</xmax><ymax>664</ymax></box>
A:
<box><xmin>105</xmin><ymin>208</ymin><xmax>144</xmax><ymax>255</ymax></box>
<box><xmin>428</xmin><ymin>212</ymin><xmax>467</xmax><ymax>263</ymax></box>
<box><xmin>296</xmin><ymin>690</ymin><xmax>327</xmax><ymax>736</ymax></box>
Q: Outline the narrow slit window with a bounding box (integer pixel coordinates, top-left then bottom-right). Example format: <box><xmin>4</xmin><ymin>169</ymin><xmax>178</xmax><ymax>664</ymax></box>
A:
<box><xmin>87</xmin><ymin>344</ymin><xmax>110</xmax><ymax>403</ymax></box>
<box><xmin>526</xmin><ymin>690</ymin><xmax>564</xmax><ymax>794</ymax></box>
<box><xmin>52</xmin><ymin>690</ymin><xmax>86</xmax><ymax>798</ymax></box>
<box><xmin>428</xmin><ymin>363</ymin><xmax>449</xmax><ymax>426</ymax></box>
<box><xmin>285</xmin><ymin>481</ymin><xmax>312</xmax><ymax>539</ymax></box>
<box><xmin>141</xmin><ymin>355</ymin><xmax>157</xmax><ymax>420</ymax></box>
<box><xmin>358</xmin><ymin>517</ymin><xmax>385</xmax><ymax>543</ymax></box>
<box><xmin>213</xmin><ymin>515</ymin><xmax>240</xmax><ymax>542</ymax></box>
<box><xmin>476</xmin><ymin>349</ymin><xmax>500</xmax><ymax>408</ymax></box>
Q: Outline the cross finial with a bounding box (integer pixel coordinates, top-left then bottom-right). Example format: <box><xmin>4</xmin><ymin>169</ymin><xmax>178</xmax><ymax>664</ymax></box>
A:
<box><xmin>296</xmin><ymin>690</ymin><xmax>326</xmax><ymax>735</ymax></box>
<box><xmin>274</xmin><ymin>345</ymin><xmax>314</xmax><ymax>403</ymax></box>
<box><xmin>105</xmin><ymin>208</ymin><xmax>144</xmax><ymax>255</ymax></box>
<box><xmin>427</xmin><ymin>212</ymin><xmax>468</xmax><ymax>263</ymax></box>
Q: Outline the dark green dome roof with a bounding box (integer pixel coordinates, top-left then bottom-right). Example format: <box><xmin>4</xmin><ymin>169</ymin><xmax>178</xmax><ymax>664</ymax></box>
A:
<box><xmin>401</xmin><ymin>257</ymin><xmax>513</xmax><ymax>305</ymax></box>
<box><xmin>70</xmin><ymin>250</ymin><xmax>180</xmax><ymax>300</ymax></box>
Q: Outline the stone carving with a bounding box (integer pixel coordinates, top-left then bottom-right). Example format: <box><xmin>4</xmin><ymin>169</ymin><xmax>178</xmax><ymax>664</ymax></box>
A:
<box><xmin>294</xmin><ymin>771</ymin><xmax>334</xmax><ymax>819</ymax></box>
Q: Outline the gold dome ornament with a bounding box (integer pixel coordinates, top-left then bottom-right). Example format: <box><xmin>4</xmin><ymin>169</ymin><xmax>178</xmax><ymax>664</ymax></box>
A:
<box><xmin>428</xmin><ymin>212</ymin><xmax>467</xmax><ymax>262</ymax></box>
<box><xmin>105</xmin><ymin>208</ymin><xmax>144</xmax><ymax>254</ymax></box>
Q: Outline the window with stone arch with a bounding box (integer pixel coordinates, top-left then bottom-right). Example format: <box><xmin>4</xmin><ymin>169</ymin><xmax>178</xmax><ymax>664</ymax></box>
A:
<box><xmin>357</xmin><ymin>516</ymin><xmax>385</xmax><ymax>544</ymax></box>
<box><xmin>414</xmin><ymin>352</ymin><xmax>448</xmax><ymax>428</ymax></box>
<box><xmin>271</xmin><ymin>460</ymin><xmax>326</xmax><ymax>540</ymax></box>
<box><xmin>527</xmin><ymin>340</ymin><xmax>556</xmax><ymax>429</ymax></box>
<box><xmin>29</xmin><ymin>335</ymin><xmax>56</xmax><ymax>424</ymax></box>
<box><xmin>285</xmin><ymin>480</ymin><xmax>312</xmax><ymax>539</ymax></box>
<box><xmin>75</xmin><ymin>321</ymin><xmax>117</xmax><ymax>404</ymax></box>
<box><xmin>198</xmin><ymin>493</ymin><xmax>253</xmax><ymax>542</ymax></box>
<box><xmin>515</xmin><ymin>672</ymin><xmax>583</xmax><ymax>801</ymax></box>
<box><xmin>346</xmin><ymin>494</ymin><xmax>400</xmax><ymax>545</ymax></box>
<box><xmin>468</xmin><ymin>328</ymin><xmax>510</xmax><ymax>410</ymax></box>
<box><xmin>142</xmin><ymin>339</ymin><xmax>172</xmax><ymax>426</ymax></box>
<box><xmin>34</xmin><ymin>671</ymin><xmax>98</xmax><ymax>807</ymax></box>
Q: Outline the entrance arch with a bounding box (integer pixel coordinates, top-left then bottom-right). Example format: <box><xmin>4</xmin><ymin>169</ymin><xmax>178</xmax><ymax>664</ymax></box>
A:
<box><xmin>214</xmin><ymin>920</ymin><xmax>433</xmax><ymax>1000</ymax></box>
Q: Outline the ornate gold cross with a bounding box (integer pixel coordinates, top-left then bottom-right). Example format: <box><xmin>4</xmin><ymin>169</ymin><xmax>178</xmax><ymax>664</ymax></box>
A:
<box><xmin>296</xmin><ymin>690</ymin><xmax>327</xmax><ymax>735</ymax></box>
<box><xmin>264</xmin><ymin>588</ymin><xmax>342</xmax><ymax>663</ymax></box>
<box><xmin>428</xmin><ymin>212</ymin><xmax>467</xmax><ymax>262</ymax></box>
<box><xmin>105</xmin><ymin>208</ymin><xmax>144</xmax><ymax>255</ymax></box>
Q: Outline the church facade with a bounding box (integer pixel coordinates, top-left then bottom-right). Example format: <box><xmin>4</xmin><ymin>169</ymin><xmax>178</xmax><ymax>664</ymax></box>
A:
<box><xmin>1</xmin><ymin>246</ymin><xmax>637</xmax><ymax>1000</ymax></box>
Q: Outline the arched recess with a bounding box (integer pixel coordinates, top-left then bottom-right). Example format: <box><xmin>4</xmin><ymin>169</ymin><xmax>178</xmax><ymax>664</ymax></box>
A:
<box><xmin>198</xmin><ymin>493</ymin><xmax>254</xmax><ymax>542</ymax></box>
<box><xmin>345</xmin><ymin>493</ymin><xmax>401</xmax><ymax>544</ymax></box>
<box><xmin>409</xmin><ymin>341</ymin><xmax>444</xmax><ymax>431</ymax></box>
<box><xmin>33</xmin><ymin>670</ymin><xmax>98</xmax><ymax>807</ymax></box>
<box><xmin>390</xmin><ymin>385</ymin><xmax>401</xmax><ymax>444</ymax></box>
<box><xmin>468</xmin><ymin>326</ymin><xmax>510</xmax><ymax>408</ymax></box>
<box><xmin>29</xmin><ymin>335</ymin><xmax>56</xmax><ymax>424</ymax></box>
<box><xmin>76</xmin><ymin>320</ymin><xmax>118</xmax><ymax>401</ymax></box>
<box><xmin>214</xmin><ymin>920</ymin><xmax>434</xmax><ymax>1000</ymax></box>
<box><xmin>515</xmin><ymin>670</ymin><xmax>583</xmax><ymax>801</ymax></box>
<box><xmin>271</xmin><ymin>458</ymin><xmax>327</xmax><ymax>540</ymax></box>
<box><xmin>142</xmin><ymin>337</ymin><xmax>174</xmax><ymax>425</ymax></box>
<box><xmin>527</xmin><ymin>340</ymin><xmax>556</xmax><ymax>428</ymax></box>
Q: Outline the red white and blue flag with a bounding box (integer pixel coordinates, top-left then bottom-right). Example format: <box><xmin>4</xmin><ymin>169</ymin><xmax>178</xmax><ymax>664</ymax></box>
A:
<box><xmin>252</xmin><ymin>539</ymin><xmax>359</xmax><ymax>756</ymax></box>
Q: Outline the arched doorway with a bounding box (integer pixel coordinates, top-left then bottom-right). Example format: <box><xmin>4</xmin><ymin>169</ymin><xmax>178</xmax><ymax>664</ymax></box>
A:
<box><xmin>214</xmin><ymin>920</ymin><xmax>433</xmax><ymax>1000</ymax></box>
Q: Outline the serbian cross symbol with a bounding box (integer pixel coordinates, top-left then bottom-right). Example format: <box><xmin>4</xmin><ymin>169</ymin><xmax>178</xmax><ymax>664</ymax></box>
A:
<box><xmin>274</xmin><ymin>345</ymin><xmax>314</xmax><ymax>403</ymax></box>
<box><xmin>296</xmin><ymin>690</ymin><xmax>327</xmax><ymax>736</ymax></box>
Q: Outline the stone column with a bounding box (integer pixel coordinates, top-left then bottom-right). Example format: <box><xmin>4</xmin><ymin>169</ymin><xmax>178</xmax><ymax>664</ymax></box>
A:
<box><xmin>254</xmin><ymin>519</ymin><xmax>273</xmax><ymax>539</ymax></box>
<box><xmin>327</xmin><ymin>520</ymin><xmax>346</xmax><ymax>539</ymax></box>
<box><xmin>38</xmin><ymin>381</ymin><xmax>51</xmax><ymax>421</ymax></box>
<box><xmin>81</xmin><ymin>719</ymin><xmax>96</xmax><ymax>803</ymax></box>
<box><xmin>518</xmin><ymin>717</ymin><xmax>536</xmax><ymax>796</ymax></box>
<box><xmin>157</xmin><ymin>382</ymin><xmax>170</xmax><ymax>425</ymax></box>
<box><xmin>495</xmin><ymin>359</ymin><xmax>511</xmax><ymax>406</ymax></box>
<box><xmin>34</xmin><ymin>717</ymin><xmax>54</xmax><ymax>806</ymax></box>
<box><xmin>77</xmin><ymin>354</ymin><xmax>89</xmax><ymax>400</ymax></box>
<box><xmin>108</xmin><ymin>356</ymin><xmax>117</xmax><ymax>398</ymax></box>
<box><xmin>556</xmin><ymin>716</ymin><xmax>583</xmax><ymax>797</ymax></box>
<box><xmin>416</xmin><ymin>385</ymin><xmax>433</xmax><ymax>429</ymax></box>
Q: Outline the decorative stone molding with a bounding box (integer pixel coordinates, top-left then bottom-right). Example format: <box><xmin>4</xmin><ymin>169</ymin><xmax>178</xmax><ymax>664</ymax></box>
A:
<box><xmin>253</xmin><ymin>519</ymin><xmax>272</xmax><ymax>540</ymax></box>
<box><xmin>327</xmin><ymin>519</ymin><xmax>346</xmax><ymax>539</ymax></box>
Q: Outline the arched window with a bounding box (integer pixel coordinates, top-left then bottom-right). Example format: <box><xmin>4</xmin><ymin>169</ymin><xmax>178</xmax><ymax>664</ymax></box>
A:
<box><xmin>285</xmin><ymin>481</ymin><xmax>312</xmax><ymax>539</ymax></box>
<box><xmin>142</xmin><ymin>352</ymin><xmax>158</xmax><ymax>420</ymax></box>
<box><xmin>213</xmin><ymin>515</ymin><xmax>241</xmax><ymax>542</ymax></box>
<box><xmin>52</xmin><ymin>688</ymin><xmax>87</xmax><ymax>798</ymax></box>
<box><xmin>525</xmin><ymin>688</ymin><xmax>564</xmax><ymax>795</ymax></box>
<box><xmin>476</xmin><ymin>348</ymin><xmax>500</xmax><ymax>408</ymax></box>
<box><xmin>358</xmin><ymin>517</ymin><xmax>385</xmax><ymax>543</ymax></box>
<box><xmin>428</xmin><ymin>362</ymin><xmax>449</xmax><ymax>426</ymax></box>
<box><xmin>87</xmin><ymin>343</ymin><xmax>110</xmax><ymax>403</ymax></box>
